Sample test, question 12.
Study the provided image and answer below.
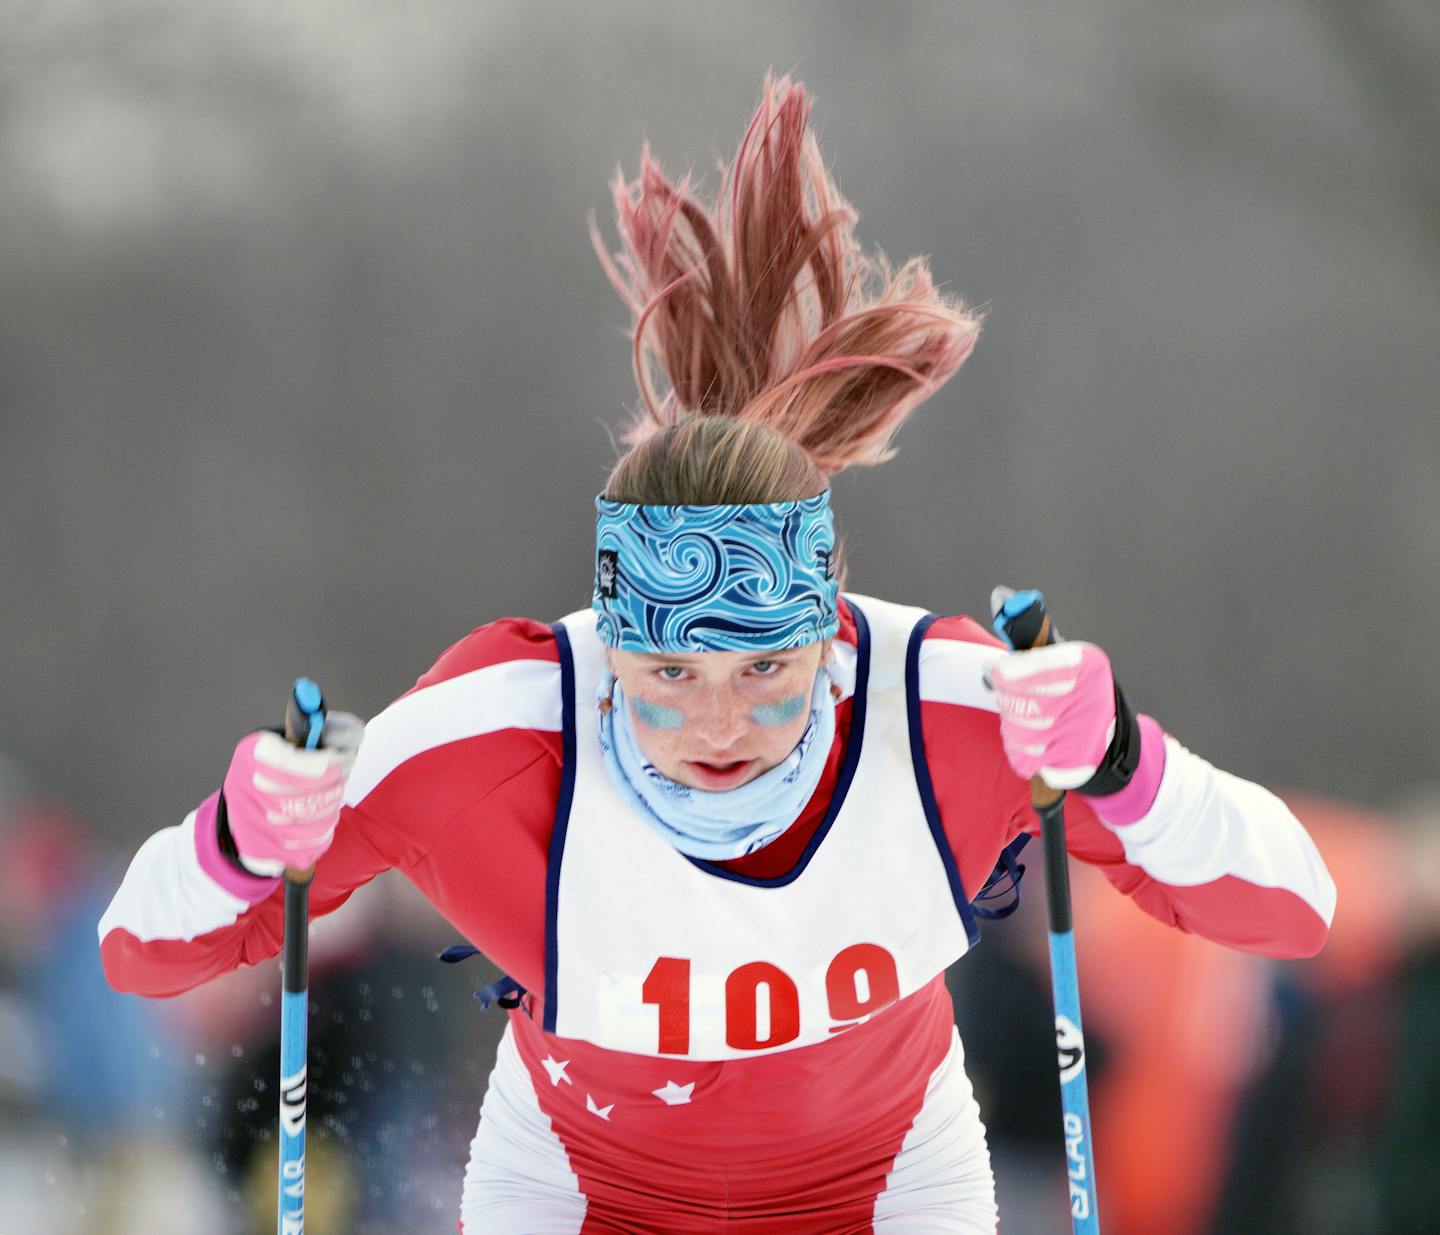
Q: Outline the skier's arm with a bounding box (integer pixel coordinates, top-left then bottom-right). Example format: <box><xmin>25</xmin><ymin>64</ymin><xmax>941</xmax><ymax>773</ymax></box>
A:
<box><xmin>1041</xmin><ymin>742</ymin><xmax>1335</xmax><ymax>958</ymax></box>
<box><xmin>97</xmin><ymin>795</ymin><xmax>393</xmax><ymax>997</ymax></box>
<box><xmin>99</xmin><ymin>616</ymin><xmax>565</xmax><ymax>996</ymax></box>
<box><xmin>918</xmin><ymin>614</ymin><xmax>1335</xmax><ymax>959</ymax></box>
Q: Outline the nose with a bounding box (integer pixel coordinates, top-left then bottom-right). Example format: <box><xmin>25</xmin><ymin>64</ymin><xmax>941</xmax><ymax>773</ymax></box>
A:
<box><xmin>690</xmin><ymin>684</ymin><xmax>751</xmax><ymax>753</ymax></box>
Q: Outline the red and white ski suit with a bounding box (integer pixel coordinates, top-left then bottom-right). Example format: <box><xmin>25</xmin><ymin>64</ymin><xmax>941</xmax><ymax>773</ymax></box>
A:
<box><xmin>100</xmin><ymin>595</ymin><xmax>1335</xmax><ymax>1233</ymax></box>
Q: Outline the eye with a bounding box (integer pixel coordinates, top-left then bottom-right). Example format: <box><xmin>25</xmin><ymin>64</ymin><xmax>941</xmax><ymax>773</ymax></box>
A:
<box><xmin>657</xmin><ymin>665</ymin><xmax>687</xmax><ymax>681</ymax></box>
<box><xmin>749</xmin><ymin>659</ymin><xmax>780</xmax><ymax>676</ymax></box>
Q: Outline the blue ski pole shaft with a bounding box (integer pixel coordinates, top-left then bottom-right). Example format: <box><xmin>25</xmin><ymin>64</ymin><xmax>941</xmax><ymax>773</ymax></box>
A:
<box><xmin>994</xmin><ymin>591</ymin><xmax>1101</xmax><ymax>1233</ymax></box>
<box><xmin>278</xmin><ymin>676</ymin><xmax>325</xmax><ymax>1235</ymax></box>
<box><xmin>1036</xmin><ymin>791</ymin><xmax>1101</xmax><ymax>1231</ymax></box>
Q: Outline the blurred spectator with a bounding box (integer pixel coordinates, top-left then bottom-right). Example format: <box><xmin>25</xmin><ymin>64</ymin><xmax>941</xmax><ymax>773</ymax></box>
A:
<box><xmin>1373</xmin><ymin>789</ymin><xmax>1440</xmax><ymax>1231</ymax></box>
<box><xmin>182</xmin><ymin>872</ymin><xmax>491</xmax><ymax>1233</ymax></box>
<box><xmin>953</xmin><ymin>789</ymin><xmax>1427</xmax><ymax>1235</ymax></box>
<box><xmin>0</xmin><ymin>757</ymin><xmax>231</xmax><ymax>1233</ymax></box>
<box><xmin>948</xmin><ymin>894</ymin><xmax>1097</xmax><ymax>1232</ymax></box>
<box><xmin>1206</xmin><ymin>793</ymin><xmax>1438</xmax><ymax>1234</ymax></box>
<box><xmin>0</xmin><ymin>750</ymin><xmax>492</xmax><ymax>1232</ymax></box>
<box><xmin>1070</xmin><ymin>855</ymin><xmax>1271</xmax><ymax>1235</ymax></box>
<box><xmin>952</xmin><ymin>840</ymin><xmax>1266</xmax><ymax>1235</ymax></box>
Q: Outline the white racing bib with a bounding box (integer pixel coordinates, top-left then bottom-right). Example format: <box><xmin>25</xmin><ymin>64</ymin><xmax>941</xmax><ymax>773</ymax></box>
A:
<box><xmin>545</xmin><ymin>594</ymin><xmax>978</xmax><ymax>1060</ymax></box>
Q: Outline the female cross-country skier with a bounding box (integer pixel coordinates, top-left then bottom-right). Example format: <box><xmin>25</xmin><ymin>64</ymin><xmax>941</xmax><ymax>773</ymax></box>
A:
<box><xmin>99</xmin><ymin>76</ymin><xmax>1335</xmax><ymax>1233</ymax></box>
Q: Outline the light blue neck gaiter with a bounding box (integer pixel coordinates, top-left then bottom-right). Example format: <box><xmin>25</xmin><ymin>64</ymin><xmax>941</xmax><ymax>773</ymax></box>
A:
<box><xmin>596</xmin><ymin>666</ymin><xmax>836</xmax><ymax>860</ymax></box>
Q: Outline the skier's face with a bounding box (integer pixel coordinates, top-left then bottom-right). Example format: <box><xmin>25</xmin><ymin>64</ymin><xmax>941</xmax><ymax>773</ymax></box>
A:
<box><xmin>607</xmin><ymin>639</ymin><xmax>831</xmax><ymax>791</ymax></box>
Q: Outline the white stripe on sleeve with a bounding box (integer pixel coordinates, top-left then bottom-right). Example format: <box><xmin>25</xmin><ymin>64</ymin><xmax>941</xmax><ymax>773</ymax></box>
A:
<box><xmin>97</xmin><ymin>810</ymin><xmax>256</xmax><ymax>945</ymax></box>
<box><xmin>918</xmin><ymin>637</ymin><xmax>1004</xmax><ymax>712</ymax></box>
<box><xmin>345</xmin><ymin>659</ymin><xmax>563</xmax><ymax>808</ymax></box>
<box><xmin>1115</xmin><ymin>737</ymin><xmax>1337</xmax><ymax>924</ymax></box>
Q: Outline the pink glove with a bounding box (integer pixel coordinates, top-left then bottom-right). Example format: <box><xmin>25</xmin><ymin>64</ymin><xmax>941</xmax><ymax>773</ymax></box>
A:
<box><xmin>221</xmin><ymin>713</ymin><xmax>365</xmax><ymax>877</ymax></box>
<box><xmin>990</xmin><ymin>642</ymin><xmax>1117</xmax><ymax>791</ymax></box>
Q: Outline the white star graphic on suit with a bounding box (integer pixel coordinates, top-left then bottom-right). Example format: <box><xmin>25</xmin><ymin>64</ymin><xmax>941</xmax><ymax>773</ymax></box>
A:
<box><xmin>540</xmin><ymin>1056</ymin><xmax>571</xmax><ymax>1087</ymax></box>
<box><xmin>585</xmin><ymin>1094</ymin><xmax>613</xmax><ymax>1120</ymax></box>
<box><xmin>651</xmin><ymin>1080</ymin><xmax>695</xmax><ymax>1106</ymax></box>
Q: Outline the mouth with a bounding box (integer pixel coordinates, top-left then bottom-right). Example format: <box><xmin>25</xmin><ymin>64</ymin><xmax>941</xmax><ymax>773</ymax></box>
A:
<box><xmin>684</xmin><ymin>758</ymin><xmax>758</xmax><ymax>788</ymax></box>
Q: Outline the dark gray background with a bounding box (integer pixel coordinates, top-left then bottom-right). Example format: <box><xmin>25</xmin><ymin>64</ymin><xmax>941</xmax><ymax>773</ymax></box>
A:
<box><xmin>3</xmin><ymin>3</ymin><xmax>1437</xmax><ymax>1231</ymax></box>
<box><xmin>3</xmin><ymin>1</ymin><xmax>1436</xmax><ymax>841</ymax></box>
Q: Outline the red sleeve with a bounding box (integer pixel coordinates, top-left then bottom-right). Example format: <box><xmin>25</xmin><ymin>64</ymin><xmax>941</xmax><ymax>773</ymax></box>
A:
<box><xmin>100</xmin><ymin>617</ymin><xmax>564</xmax><ymax>997</ymax></box>
<box><xmin>918</xmin><ymin>614</ymin><xmax>1329</xmax><ymax>959</ymax></box>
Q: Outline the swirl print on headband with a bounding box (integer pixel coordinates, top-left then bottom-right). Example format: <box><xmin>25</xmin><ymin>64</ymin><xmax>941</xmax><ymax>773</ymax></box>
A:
<box><xmin>593</xmin><ymin>492</ymin><xmax>839</xmax><ymax>652</ymax></box>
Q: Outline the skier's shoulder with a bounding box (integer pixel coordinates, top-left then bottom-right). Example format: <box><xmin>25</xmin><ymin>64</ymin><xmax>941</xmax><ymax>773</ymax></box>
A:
<box><xmin>914</xmin><ymin>607</ymin><xmax>1004</xmax><ymax>719</ymax></box>
<box><xmin>840</xmin><ymin>594</ymin><xmax>996</xmax><ymax>650</ymax></box>
<box><xmin>345</xmin><ymin>616</ymin><xmax>564</xmax><ymax>813</ymax></box>
<box><xmin>410</xmin><ymin>615</ymin><xmax>564</xmax><ymax>692</ymax></box>
<box><xmin>922</xmin><ymin>611</ymin><xmax>1002</xmax><ymax>650</ymax></box>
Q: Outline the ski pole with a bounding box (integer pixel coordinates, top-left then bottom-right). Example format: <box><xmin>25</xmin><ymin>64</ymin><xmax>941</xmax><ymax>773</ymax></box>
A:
<box><xmin>278</xmin><ymin>675</ymin><xmax>326</xmax><ymax>1235</ymax></box>
<box><xmin>993</xmin><ymin>589</ymin><xmax>1101</xmax><ymax>1233</ymax></box>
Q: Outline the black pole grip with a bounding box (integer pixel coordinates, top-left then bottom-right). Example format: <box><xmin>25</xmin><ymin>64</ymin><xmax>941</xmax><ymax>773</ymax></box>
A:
<box><xmin>1037</xmin><ymin>797</ymin><xmax>1073</xmax><ymax>934</ymax></box>
<box><xmin>283</xmin><ymin>880</ymin><xmax>309</xmax><ymax>994</ymax></box>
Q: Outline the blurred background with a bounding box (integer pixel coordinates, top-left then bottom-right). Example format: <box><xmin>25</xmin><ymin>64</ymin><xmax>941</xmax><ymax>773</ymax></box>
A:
<box><xmin>2</xmin><ymin>0</ymin><xmax>1437</xmax><ymax>1230</ymax></box>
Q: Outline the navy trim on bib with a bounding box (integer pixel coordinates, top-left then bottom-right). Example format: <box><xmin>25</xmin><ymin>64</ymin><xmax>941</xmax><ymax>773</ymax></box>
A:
<box><xmin>543</xmin><ymin>621</ymin><xmax>578</xmax><ymax>1033</ymax></box>
<box><xmin>905</xmin><ymin>613</ymin><xmax>982</xmax><ymax>947</ymax></box>
<box><xmin>680</xmin><ymin>599</ymin><xmax>872</xmax><ymax>888</ymax></box>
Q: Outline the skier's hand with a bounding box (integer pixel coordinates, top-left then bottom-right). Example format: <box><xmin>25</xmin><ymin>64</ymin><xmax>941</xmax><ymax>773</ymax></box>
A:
<box><xmin>990</xmin><ymin>643</ymin><xmax>1117</xmax><ymax>791</ymax></box>
<box><xmin>221</xmin><ymin>712</ymin><xmax>365</xmax><ymax>876</ymax></box>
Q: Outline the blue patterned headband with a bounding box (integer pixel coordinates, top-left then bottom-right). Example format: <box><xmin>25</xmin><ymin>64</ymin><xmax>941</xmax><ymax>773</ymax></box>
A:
<box><xmin>593</xmin><ymin>491</ymin><xmax>840</xmax><ymax>652</ymax></box>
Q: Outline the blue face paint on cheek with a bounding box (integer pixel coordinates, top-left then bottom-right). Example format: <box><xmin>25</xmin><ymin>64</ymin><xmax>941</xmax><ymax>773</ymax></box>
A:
<box><xmin>630</xmin><ymin>696</ymin><xmax>686</xmax><ymax>731</ymax></box>
<box><xmin>750</xmin><ymin>695</ymin><xmax>807</xmax><ymax>727</ymax></box>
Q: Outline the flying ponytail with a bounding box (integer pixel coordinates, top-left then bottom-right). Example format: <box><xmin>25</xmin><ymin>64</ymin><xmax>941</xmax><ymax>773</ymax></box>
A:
<box><xmin>593</xmin><ymin>72</ymin><xmax>982</xmax><ymax>487</ymax></box>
